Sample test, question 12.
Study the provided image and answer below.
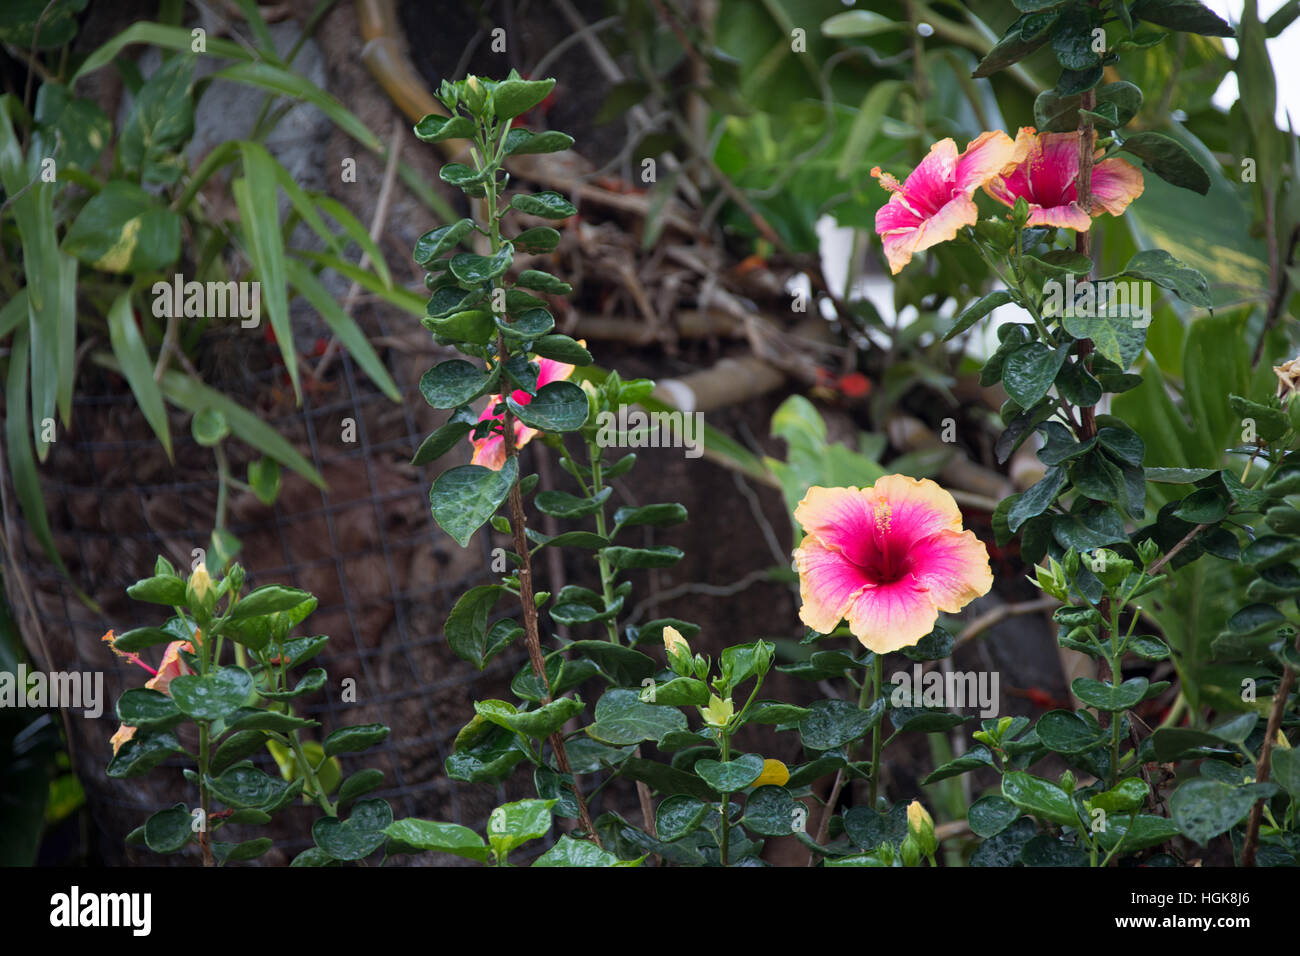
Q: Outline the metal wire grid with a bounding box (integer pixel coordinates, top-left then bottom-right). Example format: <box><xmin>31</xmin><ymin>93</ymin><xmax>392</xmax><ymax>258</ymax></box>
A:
<box><xmin>4</xmin><ymin>318</ymin><xmax>535</xmax><ymax>862</ymax></box>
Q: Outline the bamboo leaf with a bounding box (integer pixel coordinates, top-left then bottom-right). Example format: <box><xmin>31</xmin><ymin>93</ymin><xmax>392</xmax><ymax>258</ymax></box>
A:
<box><xmin>5</xmin><ymin>328</ymin><xmax>69</xmax><ymax>576</ymax></box>
<box><xmin>106</xmin><ymin>292</ymin><xmax>172</xmax><ymax>458</ymax></box>
<box><xmin>285</xmin><ymin>259</ymin><xmax>400</xmax><ymax>401</ymax></box>
<box><xmin>296</xmin><ymin>249</ymin><xmax>424</xmax><ymax>314</ymax></box>
<box><xmin>307</xmin><ymin>192</ymin><xmax>391</xmax><ymax>288</ymax></box>
<box><xmin>72</xmin><ymin>23</ymin><xmax>251</xmax><ymax>82</ymax></box>
<box><xmin>212</xmin><ymin>62</ymin><xmax>382</xmax><ymax>151</ymax></box>
<box><xmin>234</xmin><ymin>141</ymin><xmax>296</xmax><ymax>400</ymax></box>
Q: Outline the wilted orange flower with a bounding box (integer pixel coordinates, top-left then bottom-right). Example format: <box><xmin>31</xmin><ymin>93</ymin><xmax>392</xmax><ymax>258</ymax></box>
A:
<box><xmin>108</xmin><ymin>636</ymin><xmax>195</xmax><ymax>755</ymax></box>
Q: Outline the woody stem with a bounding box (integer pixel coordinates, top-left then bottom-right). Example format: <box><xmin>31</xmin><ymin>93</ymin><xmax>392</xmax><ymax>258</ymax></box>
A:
<box><xmin>1074</xmin><ymin>85</ymin><xmax>1098</xmax><ymax>442</ymax></box>
<box><xmin>198</xmin><ymin>723</ymin><xmax>214</xmax><ymax>866</ymax></box>
<box><xmin>484</xmin><ymin>121</ymin><xmax>600</xmax><ymax>847</ymax></box>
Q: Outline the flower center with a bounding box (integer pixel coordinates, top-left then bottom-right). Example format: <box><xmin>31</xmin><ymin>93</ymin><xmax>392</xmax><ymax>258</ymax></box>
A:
<box><xmin>859</xmin><ymin>501</ymin><xmax>913</xmax><ymax>585</ymax></box>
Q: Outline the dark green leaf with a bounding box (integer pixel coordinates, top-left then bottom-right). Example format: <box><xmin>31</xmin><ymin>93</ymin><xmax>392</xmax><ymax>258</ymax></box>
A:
<box><xmin>144</xmin><ymin>804</ymin><xmax>192</xmax><ymax>854</ymax></box>
<box><xmin>413</xmin><ymin>114</ymin><xmax>475</xmax><ymax>143</ymax></box>
<box><xmin>1169</xmin><ymin>779</ymin><xmax>1256</xmax><ymax>845</ymax></box>
<box><xmin>1002</xmin><ymin>771</ymin><xmax>1079</xmax><ymax>827</ymax></box>
<box><xmin>323</xmin><ymin>723</ymin><xmax>391</xmax><ymax>758</ymax></box>
<box><xmin>694</xmin><ymin>753</ymin><xmax>765</xmax><ymax>792</ymax></box>
<box><xmin>967</xmin><ymin>795</ymin><xmax>1020</xmax><ymax>837</ymax></box>
<box><xmin>491</xmin><ymin>78</ymin><xmax>556</xmax><ymax>120</ymax></box>
<box><xmin>799</xmin><ymin>698</ymin><xmax>885</xmax><ymax>751</ymax></box>
<box><xmin>1120</xmin><ymin>132</ymin><xmax>1212</xmax><ymax>194</ymax></box>
<box><xmin>169</xmin><ymin>667</ymin><xmax>253</xmax><ymax>721</ymax></box>
<box><xmin>1123</xmin><ymin>249</ymin><xmax>1211</xmax><ymax>307</ymax></box>
<box><xmin>510</xmin><ymin>191</ymin><xmax>577</xmax><ymax>219</ymax></box>
<box><xmin>1130</xmin><ymin>0</ymin><xmax>1234</xmax><ymax>36</ymax></box>
<box><xmin>313</xmin><ymin>798</ymin><xmax>393</xmax><ymax>861</ymax></box>
<box><xmin>430</xmin><ymin>460</ymin><xmax>517</xmax><ymax>548</ymax></box>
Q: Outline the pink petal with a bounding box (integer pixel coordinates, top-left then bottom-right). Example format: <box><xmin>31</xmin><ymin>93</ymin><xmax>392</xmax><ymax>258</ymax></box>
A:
<box><xmin>470</xmin><ymin>433</ymin><xmax>507</xmax><ymax>470</ymax></box>
<box><xmin>899</xmin><ymin>138</ymin><xmax>961</xmax><ymax>217</ymax></box>
<box><xmin>909</xmin><ymin>194</ymin><xmax>979</xmax><ymax>255</ymax></box>
<box><xmin>794</xmin><ymin>535</ymin><xmax>872</xmax><ymax>635</ymax></box>
<box><xmin>877</xmin><ymin>192</ymin><xmax>978</xmax><ymax>275</ymax></box>
<box><xmin>1031</xmin><ymin>132</ymin><xmax>1083</xmax><ymax>205</ymax></box>
<box><xmin>145</xmin><ymin>641</ymin><xmax>192</xmax><ymax>695</ymax></box>
<box><xmin>537</xmin><ymin>355</ymin><xmax>577</xmax><ymax>388</ymax></box>
<box><xmin>795</xmin><ymin>487</ymin><xmax>875</xmax><ymax>563</ymax></box>
<box><xmin>1090</xmin><ymin>156</ymin><xmax>1144</xmax><ymax>216</ymax></box>
<box><xmin>909</xmin><ymin>528</ymin><xmax>994</xmax><ymax>613</ymax></box>
<box><xmin>843</xmin><ymin>577</ymin><xmax>940</xmax><ymax>653</ymax></box>
<box><xmin>954</xmin><ymin>130</ymin><xmax>1019</xmax><ymax>195</ymax></box>
<box><xmin>1026</xmin><ymin>202</ymin><xmax>1093</xmax><ymax>231</ymax></box>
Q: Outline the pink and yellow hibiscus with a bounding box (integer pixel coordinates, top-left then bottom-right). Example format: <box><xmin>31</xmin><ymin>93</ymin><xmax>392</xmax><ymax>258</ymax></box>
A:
<box><xmin>984</xmin><ymin>127</ymin><xmax>1144</xmax><ymax>231</ymax></box>
<box><xmin>872</xmin><ymin>131</ymin><xmax>1021</xmax><ymax>275</ymax></box>
<box><xmin>469</xmin><ymin>352</ymin><xmax>579</xmax><ymax>470</ymax></box>
<box><xmin>793</xmin><ymin>476</ymin><xmax>993</xmax><ymax>654</ymax></box>
<box><xmin>105</xmin><ymin>632</ymin><xmax>195</xmax><ymax>755</ymax></box>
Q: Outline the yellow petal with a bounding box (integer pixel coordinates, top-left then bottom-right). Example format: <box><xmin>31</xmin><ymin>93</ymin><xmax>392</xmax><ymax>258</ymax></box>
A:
<box><xmin>701</xmin><ymin>694</ymin><xmax>734</xmax><ymax>728</ymax></box>
<box><xmin>753</xmin><ymin>758</ymin><xmax>790</xmax><ymax>788</ymax></box>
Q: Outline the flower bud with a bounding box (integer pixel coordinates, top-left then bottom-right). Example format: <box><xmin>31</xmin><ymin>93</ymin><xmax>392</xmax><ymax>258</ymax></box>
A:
<box><xmin>1062</xmin><ymin>547</ymin><xmax>1080</xmax><ymax>579</ymax></box>
<box><xmin>186</xmin><ymin>563</ymin><xmax>215</xmax><ymax>614</ymax></box>
<box><xmin>663</xmin><ymin>626</ymin><xmax>692</xmax><ymax>677</ymax></box>
<box><xmin>900</xmin><ymin>831</ymin><xmax>921</xmax><ymax>867</ymax></box>
<box><xmin>1012</xmin><ymin>196</ymin><xmax>1030</xmax><ymax>228</ymax></box>
<box><xmin>906</xmin><ymin>799</ymin><xmax>938</xmax><ymax>858</ymax></box>
<box><xmin>580</xmin><ymin>378</ymin><xmax>602</xmax><ymax>426</ymax></box>
<box><xmin>463</xmin><ymin>75</ymin><xmax>487</xmax><ymax>114</ymax></box>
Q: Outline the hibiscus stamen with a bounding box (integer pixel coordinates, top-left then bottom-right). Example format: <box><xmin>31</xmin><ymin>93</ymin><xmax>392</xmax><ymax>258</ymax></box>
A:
<box><xmin>870</xmin><ymin>167</ymin><xmax>902</xmax><ymax>193</ymax></box>
<box><xmin>101</xmin><ymin>629</ymin><xmax>158</xmax><ymax>675</ymax></box>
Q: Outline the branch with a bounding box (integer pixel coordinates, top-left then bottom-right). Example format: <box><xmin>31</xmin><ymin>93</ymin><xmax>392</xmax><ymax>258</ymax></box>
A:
<box><xmin>1241</xmin><ymin>637</ymin><xmax>1297</xmax><ymax>866</ymax></box>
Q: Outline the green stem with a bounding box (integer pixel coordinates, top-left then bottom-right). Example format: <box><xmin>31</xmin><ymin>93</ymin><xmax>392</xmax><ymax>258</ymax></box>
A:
<box><xmin>589</xmin><ymin>448</ymin><xmax>620</xmax><ymax>643</ymax></box>
<box><xmin>1108</xmin><ymin>604</ymin><xmax>1123</xmax><ymax>790</ymax></box>
<box><xmin>719</xmin><ymin>731</ymin><xmax>731</xmax><ymax>866</ymax></box>
<box><xmin>288</xmin><ymin>729</ymin><xmax>336</xmax><ymax>816</ymax></box>
<box><xmin>869</xmin><ymin>654</ymin><xmax>883</xmax><ymax>807</ymax></box>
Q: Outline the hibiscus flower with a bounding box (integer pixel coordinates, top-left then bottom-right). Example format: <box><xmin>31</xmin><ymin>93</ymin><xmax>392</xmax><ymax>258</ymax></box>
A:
<box><xmin>872</xmin><ymin>131</ymin><xmax>1021</xmax><ymax>275</ymax></box>
<box><xmin>793</xmin><ymin>476</ymin><xmax>993</xmax><ymax>653</ymax></box>
<box><xmin>983</xmin><ymin>127</ymin><xmax>1144</xmax><ymax>231</ymax></box>
<box><xmin>469</xmin><ymin>352</ymin><xmax>579</xmax><ymax>470</ymax></box>
<box><xmin>105</xmin><ymin>633</ymin><xmax>195</xmax><ymax>755</ymax></box>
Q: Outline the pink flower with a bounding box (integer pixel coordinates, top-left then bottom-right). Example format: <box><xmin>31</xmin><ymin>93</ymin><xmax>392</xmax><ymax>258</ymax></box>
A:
<box><xmin>872</xmin><ymin>131</ymin><xmax>1020</xmax><ymax>275</ymax></box>
<box><xmin>145</xmin><ymin>640</ymin><xmax>194</xmax><ymax>696</ymax></box>
<box><xmin>469</xmin><ymin>353</ymin><xmax>579</xmax><ymax>470</ymax></box>
<box><xmin>107</xmin><ymin>636</ymin><xmax>195</xmax><ymax>755</ymax></box>
<box><xmin>984</xmin><ymin>127</ymin><xmax>1144</xmax><ymax>231</ymax></box>
<box><xmin>793</xmin><ymin>476</ymin><xmax>993</xmax><ymax>653</ymax></box>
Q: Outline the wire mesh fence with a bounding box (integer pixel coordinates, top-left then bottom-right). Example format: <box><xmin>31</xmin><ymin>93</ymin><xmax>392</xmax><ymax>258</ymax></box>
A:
<box><xmin>2</xmin><ymin>310</ymin><xmax>538</xmax><ymax>864</ymax></box>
